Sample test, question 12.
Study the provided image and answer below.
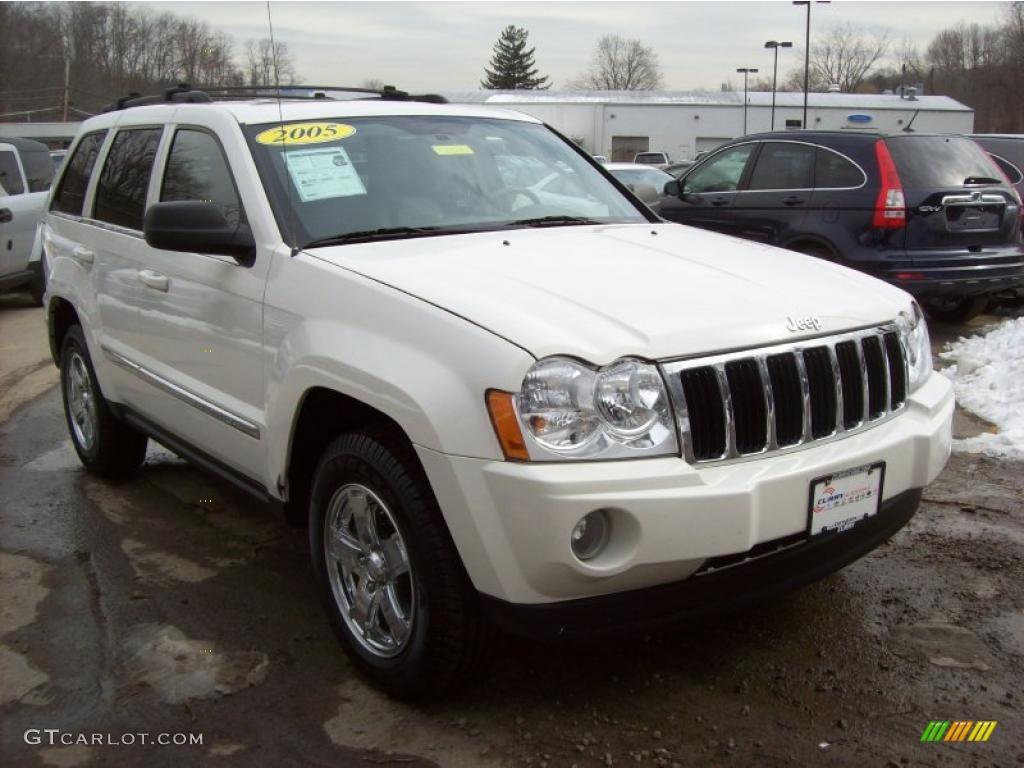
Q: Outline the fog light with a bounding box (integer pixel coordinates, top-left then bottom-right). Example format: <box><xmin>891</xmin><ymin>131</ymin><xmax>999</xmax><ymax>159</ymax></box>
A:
<box><xmin>570</xmin><ymin>510</ymin><xmax>610</xmax><ymax>561</ymax></box>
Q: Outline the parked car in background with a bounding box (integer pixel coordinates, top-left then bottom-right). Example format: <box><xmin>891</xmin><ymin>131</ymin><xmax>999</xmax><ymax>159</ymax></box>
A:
<box><xmin>50</xmin><ymin>149</ymin><xmax>68</xmax><ymax>171</ymax></box>
<box><xmin>592</xmin><ymin>154</ymin><xmax>608</xmax><ymax>164</ymax></box>
<box><xmin>606</xmin><ymin>162</ymin><xmax>675</xmax><ymax>213</ymax></box>
<box><xmin>664</xmin><ymin>160</ymin><xmax>695</xmax><ymax>178</ymax></box>
<box><xmin>0</xmin><ymin>137</ymin><xmax>54</xmax><ymax>304</ymax></box>
<box><xmin>633</xmin><ymin>151</ymin><xmax>671</xmax><ymax>168</ymax></box>
<box><xmin>661</xmin><ymin>131</ymin><xmax>1024</xmax><ymax>323</ymax></box>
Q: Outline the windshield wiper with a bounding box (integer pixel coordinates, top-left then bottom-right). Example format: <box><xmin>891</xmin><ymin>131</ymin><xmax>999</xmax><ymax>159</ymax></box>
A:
<box><xmin>506</xmin><ymin>215</ymin><xmax>602</xmax><ymax>228</ymax></box>
<box><xmin>302</xmin><ymin>226</ymin><xmax>454</xmax><ymax>248</ymax></box>
<box><xmin>963</xmin><ymin>176</ymin><xmax>1002</xmax><ymax>185</ymax></box>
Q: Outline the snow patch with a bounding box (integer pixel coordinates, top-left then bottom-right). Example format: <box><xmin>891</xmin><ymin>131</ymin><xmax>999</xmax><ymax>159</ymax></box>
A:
<box><xmin>939</xmin><ymin>317</ymin><xmax>1024</xmax><ymax>460</ymax></box>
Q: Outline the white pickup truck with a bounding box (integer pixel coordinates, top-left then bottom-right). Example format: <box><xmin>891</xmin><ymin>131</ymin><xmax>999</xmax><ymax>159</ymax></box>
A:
<box><xmin>0</xmin><ymin>137</ymin><xmax>53</xmax><ymax>304</ymax></box>
<box><xmin>44</xmin><ymin>86</ymin><xmax>953</xmax><ymax>699</ymax></box>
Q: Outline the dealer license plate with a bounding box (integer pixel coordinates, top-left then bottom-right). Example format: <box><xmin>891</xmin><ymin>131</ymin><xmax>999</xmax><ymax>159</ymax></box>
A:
<box><xmin>807</xmin><ymin>462</ymin><xmax>885</xmax><ymax>537</ymax></box>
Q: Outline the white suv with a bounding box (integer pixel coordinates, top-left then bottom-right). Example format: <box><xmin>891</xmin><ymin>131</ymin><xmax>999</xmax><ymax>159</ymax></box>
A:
<box><xmin>43</xmin><ymin>86</ymin><xmax>954</xmax><ymax>698</ymax></box>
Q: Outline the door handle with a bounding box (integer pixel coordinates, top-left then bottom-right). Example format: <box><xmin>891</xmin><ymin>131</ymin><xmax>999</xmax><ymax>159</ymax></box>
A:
<box><xmin>783</xmin><ymin>195</ymin><xmax>806</xmax><ymax>206</ymax></box>
<box><xmin>0</xmin><ymin>208</ymin><xmax>11</xmax><ymax>223</ymax></box>
<box><xmin>710</xmin><ymin>196</ymin><xmax>729</xmax><ymax>207</ymax></box>
<box><xmin>71</xmin><ymin>246</ymin><xmax>95</xmax><ymax>264</ymax></box>
<box><xmin>138</xmin><ymin>270</ymin><xmax>169</xmax><ymax>292</ymax></box>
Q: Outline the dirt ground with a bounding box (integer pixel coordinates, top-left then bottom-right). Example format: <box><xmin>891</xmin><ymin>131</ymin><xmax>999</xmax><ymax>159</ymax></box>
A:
<box><xmin>0</xmin><ymin>291</ymin><xmax>1021</xmax><ymax>768</ymax></box>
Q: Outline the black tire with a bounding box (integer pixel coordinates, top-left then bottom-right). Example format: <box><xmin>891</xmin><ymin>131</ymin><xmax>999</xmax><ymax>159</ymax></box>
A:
<box><xmin>60</xmin><ymin>325</ymin><xmax>148</xmax><ymax>479</ymax></box>
<box><xmin>923</xmin><ymin>295</ymin><xmax>989</xmax><ymax>324</ymax></box>
<box><xmin>309</xmin><ymin>431</ymin><xmax>490</xmax><ymax>699</ymax></box>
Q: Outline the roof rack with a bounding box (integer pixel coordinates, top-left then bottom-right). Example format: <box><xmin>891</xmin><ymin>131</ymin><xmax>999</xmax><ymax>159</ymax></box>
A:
<box><xmin>104</xmin><ymin>83</ymin><xmax>447</xmax><ymax>112</ymax></box>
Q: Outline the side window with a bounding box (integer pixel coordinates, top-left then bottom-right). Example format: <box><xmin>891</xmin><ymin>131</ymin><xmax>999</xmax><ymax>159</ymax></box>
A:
<box><xmin>989</xmin><ymin>154</ymin><xmax>1023</xmax><ymax>186</ymax></box>
<box><xmin>0</xmin><ymin>150</ymin><xmax>25</xmax><ymax>196</ymax></box>
<box><xmin>815</xmin><ymin>148</ymin><xmax>865</xmax><ymax>189</ymax></box>
<box><xmin>51</xmin><ymin>132</ymin><xmax>107</xmax><ymax>215</ymax></box>
<box><xmin>94</xmin><ymin>128</ymin><xmax>162</xmax><ymax>230</ymax></box>
<box><xmin>161</xmin><ymin>129</ymin><xmax>245</xmax><ymax>226</ymax></box>
<box><xmin>748</xmin><ymin>143</ymin><xmax>815</xmax><ymax>190</ymax></box>
<box><xmin>684</xmin><ymin>145</ymin><xmax>755</xmax><ymax>194</ymax></box>
<box><xmin>22</xmin><ymin>149</ymin><xmax>55</xmax><ymax>193</ymax></box>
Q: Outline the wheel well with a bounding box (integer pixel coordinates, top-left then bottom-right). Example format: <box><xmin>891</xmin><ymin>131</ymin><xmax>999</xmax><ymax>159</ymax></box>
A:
<box><xmin>48</xmin><ymin>298</ymin><xmax>80</xmax><ymax>366</ymax></box>
<box><xmin>283</xmin><ymin>387</ymin><xmax>416</xmax><ymax>526</ymax></box>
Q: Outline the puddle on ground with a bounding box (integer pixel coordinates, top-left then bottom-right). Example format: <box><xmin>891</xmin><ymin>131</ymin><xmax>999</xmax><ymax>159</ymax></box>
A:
<box><xmin>0</xmin><ymin>552</ymin><xmax>52</xmax><ymax>705</ymax></box>
<box><xmin>120</xmin><ymin>539</ymin><xmax>217</xmax><ymax>584</ymax></box>
<box><xmin>23</xmin><ymin>440</ymin><xmax>80</xmax><ymax>472</ymax></box>
<box><xmin>124</xmin><ymin>624</ymin><xmax>268</xmax><ymax>704</ymax></box>
<box><xmin>889</xmin><ymin>621</ymin><xmax>995</xmax><ymax>671</ymax></box>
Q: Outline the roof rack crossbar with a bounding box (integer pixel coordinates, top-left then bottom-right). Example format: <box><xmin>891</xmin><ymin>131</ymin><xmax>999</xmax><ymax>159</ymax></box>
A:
<box><xmin>104</xmin><ymin>83</ymin><xmax>447</xmax><ymax>112</ymax></box>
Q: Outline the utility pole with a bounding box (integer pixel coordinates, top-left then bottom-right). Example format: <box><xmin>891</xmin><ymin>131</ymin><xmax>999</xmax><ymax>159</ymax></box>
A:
<box><xmin>62</xmin><ymin>57</ymin><xmax>70</xmax><ymax>122</ymax></box>
<box><xmin>736</xmin><ymin>68</ymin><xmax>758</xmax><ymax>135</ymax></box>
<box><xmin>794</xmin><ymin>1</ymin><xmax>829</xmax><ymax>129</ymax></box>
<box><xmin>764</xmin><ymin>40</ymin><xmax>792</xmax><ymax>131</ymax></box>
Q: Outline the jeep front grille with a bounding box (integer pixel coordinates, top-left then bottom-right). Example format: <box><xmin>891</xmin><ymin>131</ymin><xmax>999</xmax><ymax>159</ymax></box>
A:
<box><xmin>662</xmin><ymin>325</ymin><xmax>908</xmax><ymax>464</ymax></box>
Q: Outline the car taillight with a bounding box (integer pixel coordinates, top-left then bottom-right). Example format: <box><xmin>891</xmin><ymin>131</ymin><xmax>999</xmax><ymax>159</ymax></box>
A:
<box><xmin>873</xmin><ymin>140</ymin><xmax>906</xmax><ymax>228</ymax></box>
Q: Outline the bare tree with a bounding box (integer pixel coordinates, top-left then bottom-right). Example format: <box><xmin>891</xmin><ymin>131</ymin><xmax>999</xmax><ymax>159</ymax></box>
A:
<box><xmin>245</xmin><ymin>38</ymin><xmax>298</xmax><ymax>87</ymax></box>
<box><xmin>570</xmin><ymin>35</ymin><xmax>663</xmax><ymax>90</ymax></box>
<box><xmin>807</xmin><ymin>23</ymin><xmax>890</xmax><ymax>92</ymax></box>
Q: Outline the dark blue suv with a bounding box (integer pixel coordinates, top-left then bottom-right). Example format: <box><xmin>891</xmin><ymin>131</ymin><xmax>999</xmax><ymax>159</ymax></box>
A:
<box><xmin>660</xmin><ymin>131</ymin><xmax>1024</xmax><ymax>322</ymax></box>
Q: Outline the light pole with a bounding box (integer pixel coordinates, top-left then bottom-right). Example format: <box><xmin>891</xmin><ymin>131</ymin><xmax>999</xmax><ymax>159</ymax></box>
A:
<box><xmin>736</xmin><ymin>67</ymin><xmax>758</xmax><ymax>135</ymax></box>
<box><xmin>764</xmin><ymin>40</ymin><xmax>792</xmax><ymax>131</ymax></box>
<box><xmin>793</xmin><ymin>1</ymin><xmax>830</xmax><ymax>129</ymax></box>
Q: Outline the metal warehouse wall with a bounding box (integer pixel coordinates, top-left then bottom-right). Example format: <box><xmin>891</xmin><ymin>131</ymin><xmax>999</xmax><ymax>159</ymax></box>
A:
<box><xmin>502</xmin><ymin>102</ymin><xmax>975</xmax><ymax>161</ymax></box>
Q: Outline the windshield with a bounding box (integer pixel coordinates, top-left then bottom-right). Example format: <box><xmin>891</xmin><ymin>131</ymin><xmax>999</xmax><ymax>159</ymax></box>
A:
<box><xmin>245</xmin><ymin>116</ymin><xmax>648</xmax><ymax>247</ymax></box>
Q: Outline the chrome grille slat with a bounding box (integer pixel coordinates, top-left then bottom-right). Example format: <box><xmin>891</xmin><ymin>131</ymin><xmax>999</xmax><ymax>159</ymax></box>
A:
<box><xmin>662</xmin><ymin>323</ymin><xmax>907</xmax><ymax>466</ymax></box>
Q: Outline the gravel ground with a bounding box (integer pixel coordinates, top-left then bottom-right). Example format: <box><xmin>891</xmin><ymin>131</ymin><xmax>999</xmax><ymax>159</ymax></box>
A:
<box><xmin>0</xmin><ymin>294</ymin><xmax>1021</xmax><ymax>768</ymax></box>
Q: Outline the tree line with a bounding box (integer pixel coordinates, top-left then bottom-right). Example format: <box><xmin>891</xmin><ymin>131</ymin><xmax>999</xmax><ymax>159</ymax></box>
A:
<box><xmin>0</xmin><ymin>2</ymin><xmax>297</xmax><ymax>120</ymax></box>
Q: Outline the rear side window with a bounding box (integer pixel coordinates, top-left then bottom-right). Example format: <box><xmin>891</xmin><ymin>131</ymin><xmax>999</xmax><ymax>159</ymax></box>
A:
<box><xmin>21</xmin><ymin>149</ymin><xmax>55</xmax><ymax>193</ymax></box>
<box><xmin>161</xmin><ymin>129</ymin><xmax>245</xmax><ymax>226</ymax></box>
<box><xmin>0</xmin><ymin>150</ymin><xmax>24</xmax><ymax>195</ymax></box>
<box><xmin>815</xmin><ymin>148</ymin><xmax>865</xmax><ymax>188</ymax></box>
<box><xmin>886</xmin><ymin>136</ymin><xmax>1006</xmax><ymax>189</ymax></box>
<box><xmin>52</xmin><ymin>132</ymin><xmax>107</xmax><ymax>215</ymax></box>
<box><xmin>748</xmin><ymin>142</ymin><xmax>814</xmax><ymax>190</ymax></box>
<box><xmin>94</xmin><ymin>128</ymin><xmax>163</xmax><ymax>230</ymax></box>
<box><xmin>989</xmin><ymin>154</ymin><xmax>1023</xmax><ymax>185</ymax></box>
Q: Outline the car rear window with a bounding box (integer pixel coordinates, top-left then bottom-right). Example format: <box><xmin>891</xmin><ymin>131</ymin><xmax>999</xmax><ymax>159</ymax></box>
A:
<box><xmin>989</xmin><ymin>153</ymin><xmax>1023</xmax><ymax>185</ymax></box>
<box><xmin>885</xmin><ymin>136</ymin><xmax>1006</xmax><ymax>189</ymax></box>
<box><xmin>20</xmin><ymin>148</ymin><xmax>55</xmax><ymax>193</ymax></box>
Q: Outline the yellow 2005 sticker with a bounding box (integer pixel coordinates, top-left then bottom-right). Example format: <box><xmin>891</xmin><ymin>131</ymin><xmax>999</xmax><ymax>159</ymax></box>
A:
<box><xmin>255</xmin><ymin>122</ymin><xmax>356</xmax><ymax>146</ymax></box>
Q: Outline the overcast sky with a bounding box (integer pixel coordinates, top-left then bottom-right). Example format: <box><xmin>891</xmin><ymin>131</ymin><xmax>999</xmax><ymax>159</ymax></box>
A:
<box><xmin>149</xmin><ymin>1</ymin><xmax>1009</xmax><ymax>91</ymax></box>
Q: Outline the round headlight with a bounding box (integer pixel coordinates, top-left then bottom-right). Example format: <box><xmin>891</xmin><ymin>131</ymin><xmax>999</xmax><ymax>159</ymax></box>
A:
<box><xmin>595</xmin><ymin>360</ymin><xmax>665</xmax><ymax>436</ymax></box>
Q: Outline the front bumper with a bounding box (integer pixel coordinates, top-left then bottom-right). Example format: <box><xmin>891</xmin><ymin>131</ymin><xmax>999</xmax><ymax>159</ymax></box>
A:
<box><xmin>415</xmin><ymin>371</ymin><xmax>954</xmax><ymax>607</ymax></box>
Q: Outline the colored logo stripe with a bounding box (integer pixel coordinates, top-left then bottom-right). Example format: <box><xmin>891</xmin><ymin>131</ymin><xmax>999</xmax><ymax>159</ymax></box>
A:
<box><xmin>920</xmin><ymin>721</ymin><xmax>997</xmax><ymax>742</ymax></box>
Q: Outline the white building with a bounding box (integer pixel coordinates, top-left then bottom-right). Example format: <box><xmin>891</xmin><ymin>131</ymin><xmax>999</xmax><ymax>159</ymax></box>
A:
<box><xmin>447</xmin><ymin>90</ymin><xmax>975</xmax><ymax>162</ymax></box>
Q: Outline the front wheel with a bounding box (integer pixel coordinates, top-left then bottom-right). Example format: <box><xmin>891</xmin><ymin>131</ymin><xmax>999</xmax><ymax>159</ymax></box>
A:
<box><xmin>60</xmin><ymin>325</ymin><xmax>148</xmax><ymax>479</ymax></box>
<box><xmin>309</xmin><ymin>432</ymin><xmax>489</xmax><ymax>699</ymax></box>
<box><xmin>923</xmin><ymin>295</ymin><xmax>989</xmax><ymax>324</ymax></box>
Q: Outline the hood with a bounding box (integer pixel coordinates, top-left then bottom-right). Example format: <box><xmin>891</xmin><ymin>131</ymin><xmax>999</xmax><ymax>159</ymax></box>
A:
<box><xmin>308</xmin><ymin>223</ymin><xmax>911</xmax><ymax>363</ymax></box>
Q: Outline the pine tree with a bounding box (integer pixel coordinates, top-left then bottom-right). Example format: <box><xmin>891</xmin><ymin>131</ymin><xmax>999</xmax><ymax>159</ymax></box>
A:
<box><xmin>481</xmin><ymin>25</ymin><xmax>549</xmax><ymax>90</ymax></box>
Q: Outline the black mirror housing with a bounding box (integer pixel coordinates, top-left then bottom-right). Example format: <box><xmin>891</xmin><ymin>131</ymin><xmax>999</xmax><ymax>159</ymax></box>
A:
<box><xmin>144</xmin><ymin>201</ymin><xmax>256</xmax><ymax>266</ymax></box>
<box><xmin>663</xmin><ymin>180</ymin><xmax>681</xmax><ymax>197</ymax></box>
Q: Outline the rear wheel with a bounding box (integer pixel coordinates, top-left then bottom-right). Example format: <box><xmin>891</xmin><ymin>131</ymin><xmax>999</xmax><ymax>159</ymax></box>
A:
<box><xmin>923</xmin><ymin>295</ymin><xmax>989</xmax><ymax>324</ymax></box>
<box><xmin>309</xmin><ymin>432</ymin><xmax>490</xmax><ymax>699</ymax></box>
<box><xmin>60</xmin><ymin>325</ymin><xmax>148</xmax><ymax>479</ymax></box>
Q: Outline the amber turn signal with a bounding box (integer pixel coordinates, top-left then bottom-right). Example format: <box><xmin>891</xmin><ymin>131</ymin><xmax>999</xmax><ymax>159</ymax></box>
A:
<box><xmin>485</xmin><ymin>390</ymin><xmax>530</xmax><ymax>462</ymax></box>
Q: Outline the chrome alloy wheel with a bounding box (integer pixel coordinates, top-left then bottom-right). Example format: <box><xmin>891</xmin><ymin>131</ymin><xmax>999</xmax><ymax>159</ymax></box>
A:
<box><xmin>324</xmin><ymin>484</ymin><xmax>414</xmax><ymax>657</ymax></box>
<box><xmin>66</xmin><ymin>352</ymin><xmax>97</xmax><ymax>451</ymax></box>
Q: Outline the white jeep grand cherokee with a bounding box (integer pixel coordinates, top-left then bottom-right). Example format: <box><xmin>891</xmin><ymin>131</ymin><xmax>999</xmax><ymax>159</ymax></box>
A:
<box><xmin>43</xmin><ymin>87</ymin><xmax>954</xmax><ymax>698</ymax></box>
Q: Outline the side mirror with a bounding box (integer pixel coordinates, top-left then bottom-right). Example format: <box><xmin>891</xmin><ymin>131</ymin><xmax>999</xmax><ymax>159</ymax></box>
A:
<box><xmin>144</xmin><ymin>201</ymin><xmax>255</xmax><ymax>266</ymax></box>
<box><xmin>663</xmin><ymin>180</ymin><xmax>681</xmax><ymax>197</ymax></box>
